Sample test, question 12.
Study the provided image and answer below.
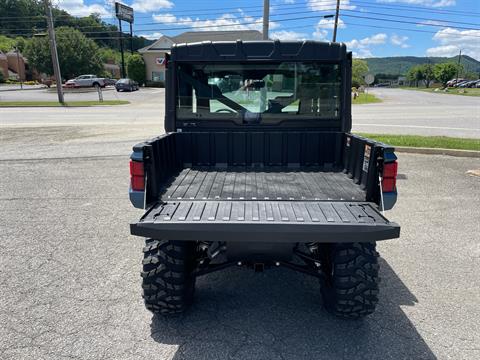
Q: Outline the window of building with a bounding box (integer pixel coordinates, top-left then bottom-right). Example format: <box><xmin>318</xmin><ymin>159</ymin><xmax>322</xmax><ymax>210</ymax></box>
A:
<box><xmin>152</xmin><ymin>71</ymin><xmax>164</xmax><ymax>82</ymax></box>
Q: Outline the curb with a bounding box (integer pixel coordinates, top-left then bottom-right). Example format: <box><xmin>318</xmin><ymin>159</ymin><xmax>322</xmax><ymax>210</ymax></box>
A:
<box><xmin>395</xmin><ymin>146</ymin><xmax>480</xmax><ymax>158</ymax></box>
<box><xmin>0</xmin><ymin>86</ymin><xmax>47</xmax><ymax>92</ymax></box>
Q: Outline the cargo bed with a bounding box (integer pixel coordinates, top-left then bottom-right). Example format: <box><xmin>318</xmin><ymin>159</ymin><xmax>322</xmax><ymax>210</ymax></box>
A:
<box><xmin>130</xmin><ymin>132</ymin><xmax>400</xmax><ymax>243</ymax></box>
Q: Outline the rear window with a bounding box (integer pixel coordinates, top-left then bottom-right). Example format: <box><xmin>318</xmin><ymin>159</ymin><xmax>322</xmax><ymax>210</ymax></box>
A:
<box><xmin>176</xmin><ymin>62</ymin><xmax>342</xmax><ymax>123</ymax></box>
<box><xmin>117</xmin><ymin>79</ymin><xmax>129</xmax><ymax>84</ymax></box>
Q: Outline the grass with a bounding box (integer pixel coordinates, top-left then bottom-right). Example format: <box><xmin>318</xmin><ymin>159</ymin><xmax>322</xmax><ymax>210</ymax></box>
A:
<box><xmin>400</xmin><ymin>86</ymin><xmax>480</xmax><ymax>97</ymax></box>
<box><xmin>352</xmin><ymin>92</ymin><xmax>382</xmax><ymax>104</ymax></box>
<box><xmin>357</xmin><ymin>133</ymin><xmax>480</xmax><ymax>151</ymax></box>
<box><xmin>0</xmin><ymin>100</ymin><xmax>130</xmax><ymax>107</ymax></box>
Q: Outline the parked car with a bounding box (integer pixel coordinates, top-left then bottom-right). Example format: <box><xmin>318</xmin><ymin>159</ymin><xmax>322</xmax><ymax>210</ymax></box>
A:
<box><xmin>115</xmin><ymin>78</ymin><xmax>139</xmax><ymax>92</ymax></box>
<box><xmin>447</xmin><ymin>78</ymin><xmax>465</xmax><ymax>87</ymax></box>
<box><xmin>454</xmin><ymin>80</ymin><xmax>469</xmax><ymax>88</ymax></box>
<box><xmin>65</xmin><ymin>74</ymin><xmax>107</xmax><ymax>88</ymax></box>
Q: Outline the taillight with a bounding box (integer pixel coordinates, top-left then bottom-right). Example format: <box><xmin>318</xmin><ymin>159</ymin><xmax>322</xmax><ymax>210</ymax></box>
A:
<box><xmin>130</xmin><ymin>160</ymin><xmax>144</xmax><ymax>191</ymax></box>
<box><xmin>382</xmin><ymin>161</ymin><xmax>398</xmax><ymax>192</ymax></box>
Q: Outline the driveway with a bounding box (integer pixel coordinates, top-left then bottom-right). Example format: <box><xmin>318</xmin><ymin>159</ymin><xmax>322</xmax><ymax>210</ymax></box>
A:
<box><xmin>0</xmin><ymin>117</ymin><xmax>479</xmax><ymax>359</ymax></box>
<box><xmin>353</xmin><ymin>88</ymin><xmax>480</xmax><ymax>138</ymax></box>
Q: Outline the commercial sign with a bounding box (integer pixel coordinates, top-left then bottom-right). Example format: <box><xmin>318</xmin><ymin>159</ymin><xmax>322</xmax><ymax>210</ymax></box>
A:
<box><xmin>156</xmin><ymin>57</ymin><xmax>166</xmax><ymax>65</ymax></box>
<box><xmin>115</xmin><ymin>2</ymin><xmax>134</xmax><ymax>23</ymax></box>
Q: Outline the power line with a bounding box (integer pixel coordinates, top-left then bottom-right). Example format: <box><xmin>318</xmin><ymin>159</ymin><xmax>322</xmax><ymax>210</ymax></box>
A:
<box><xmin>1</xmin><ymin>0</ymin><xmax>478</xmax><ymax>21</ymax></box>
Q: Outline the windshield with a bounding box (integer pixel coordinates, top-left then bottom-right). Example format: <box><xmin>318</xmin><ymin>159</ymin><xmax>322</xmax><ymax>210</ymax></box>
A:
<box><xmin>176</xmin><ymin>62</ymin><xmax>342</xmax><ymax>123</ymax></box>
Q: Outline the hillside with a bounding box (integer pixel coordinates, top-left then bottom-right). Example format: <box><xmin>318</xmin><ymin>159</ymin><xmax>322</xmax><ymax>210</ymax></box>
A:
<box><xmin>365</xmin><ymin>55</ymin><xmax>480</xmax><ymax>76</ymax></box>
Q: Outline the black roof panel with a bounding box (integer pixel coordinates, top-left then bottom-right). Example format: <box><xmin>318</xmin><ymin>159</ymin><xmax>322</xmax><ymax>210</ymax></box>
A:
<box><xmin>170</xmin><ymin>40</ymin><xmax>348</xmax><ymax>62</ymax></box>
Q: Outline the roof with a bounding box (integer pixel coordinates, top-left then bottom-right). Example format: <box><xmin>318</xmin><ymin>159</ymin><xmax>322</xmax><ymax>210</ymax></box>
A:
<box><xmin>171</xmin><ymin>30</ymin><xmax>263</xmax><ymax>43</ymax></box>
<box><xmin>171</xmin><ymin>40</ymin><xmax>347</xmax><ymax>63</ymax></box>
<box><xmin>139</xmin><ymin>30</ymin><xmax>264</xmax><ymax>53</ymax></box>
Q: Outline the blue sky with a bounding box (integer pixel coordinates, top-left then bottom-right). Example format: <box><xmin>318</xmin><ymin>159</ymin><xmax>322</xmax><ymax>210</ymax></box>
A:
<box><xmin>55</xmin><ymin>0</ymin><xmax>479</xmax><ymax>59</ymax></box>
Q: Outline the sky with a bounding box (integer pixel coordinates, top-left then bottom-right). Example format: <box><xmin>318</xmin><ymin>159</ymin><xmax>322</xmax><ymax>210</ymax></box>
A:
<box><xmin>54</xmin><ymin>0</ymin><xmax>480</xmax><ymax>59</ymax></box>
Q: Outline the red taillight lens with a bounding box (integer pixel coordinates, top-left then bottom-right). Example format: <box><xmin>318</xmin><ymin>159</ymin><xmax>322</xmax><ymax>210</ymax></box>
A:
<box><xmin>383</xmin><ymin>161</ymin><xmax>398</xmax><ymax>178</ymax></box>
<box><xmin>382</xmin><ymin>161</ymin><xmax>398</xmax><ymax>192</ymax></box>
<box><xmin>130</xmin><ymin>161</ymin><xmax>144</xmax><ymax>191</ymax></box>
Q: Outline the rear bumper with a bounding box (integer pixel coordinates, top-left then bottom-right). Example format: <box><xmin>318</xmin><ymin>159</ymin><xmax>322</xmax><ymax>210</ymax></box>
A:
<box><xmin>130</xmin><ymin>201</ymin><xmax>400</xmax><ymax>243</ymax></box>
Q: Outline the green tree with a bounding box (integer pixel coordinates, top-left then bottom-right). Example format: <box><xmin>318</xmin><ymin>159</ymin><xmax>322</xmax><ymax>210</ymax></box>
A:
<box><xmin>406</xmin><ymin>65</ymin><xmax>424</xmax><ymax>87</ymax></box>
<box><xmin>434</xmin><ymin>62</ymin><xmax>461</xmax><ymax>87</ymax></box>
<box><xmin>98</xmin><ymin>47</ymin><xmax>120</xmax><ymax>64</ymax></box>
<box><xmin>420</xmin><ymin>64</ymin><xmax>435</xmax><ymax>88</ymax></box>
<box><xmin>24</xmin><ymin>26</ymin><xmax>102</xmax><ymax>80</ymax></box>
<box><xmin>127</xmin><ymin>54</ymin><xmax>146</xmax><ymax>85</ymax></box>
<box><xmin>352</xmin><ymin>59</ymin><xmax>369</xmax><ymax>88</ymax></box>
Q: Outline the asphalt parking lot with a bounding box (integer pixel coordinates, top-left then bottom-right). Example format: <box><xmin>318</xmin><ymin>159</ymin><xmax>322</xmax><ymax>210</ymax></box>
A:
<box><xmin>1</xmin><ymin>104</ymin><xmax>479</xmax><ymax>359</ymax></box>
<box><xmin>352</xmin><ymin>88</ymin><xmax>480</xmax><ymax>138</ymax></box>
<box><xmin>1</xmin><ymin>87</ymin><xmax>479</xmax><ymax>138</ymax></box>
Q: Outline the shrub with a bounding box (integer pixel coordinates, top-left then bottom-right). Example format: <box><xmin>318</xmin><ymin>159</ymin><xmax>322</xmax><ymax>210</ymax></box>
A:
<box><xmin>127</xmin><ymin>54</ymin><xmax>146</xmax><ymax>85</ymax></box>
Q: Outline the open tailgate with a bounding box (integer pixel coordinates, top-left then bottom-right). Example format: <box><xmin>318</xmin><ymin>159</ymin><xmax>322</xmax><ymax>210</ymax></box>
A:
<box><xmin>131</xmin><ymin>201</ymin><xmax>400</xmax><ymax>243</ymax></box>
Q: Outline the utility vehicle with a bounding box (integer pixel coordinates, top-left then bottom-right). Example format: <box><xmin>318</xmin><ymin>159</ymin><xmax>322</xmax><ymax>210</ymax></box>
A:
<box><xmin>129</xmin><ymin>40</ymin><xmax>400</xmax><ymax>319</ymax></box>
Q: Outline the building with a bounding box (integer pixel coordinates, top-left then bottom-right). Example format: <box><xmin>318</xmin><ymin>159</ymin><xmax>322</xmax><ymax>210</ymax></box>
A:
<box><xmin>138</xmin><ymin>30</ymin><xmax>263</xmax><ymax>84</ymax></box>
<box><xmin>0</xmin><ymin>52</ymin><xmax>8</xmax><ymax>80</ymax></box>
<box><xmin>6</xmin><ymin>50</ymin><xmax>26</xmax><ymax>81</ymax></box>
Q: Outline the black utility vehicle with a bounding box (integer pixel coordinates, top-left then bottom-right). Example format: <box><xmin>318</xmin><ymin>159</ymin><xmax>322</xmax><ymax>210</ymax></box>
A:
<box><xmin>129</xmin><ymin>41</ymin><xmax>400</xmax><ymax>319</ymax></box>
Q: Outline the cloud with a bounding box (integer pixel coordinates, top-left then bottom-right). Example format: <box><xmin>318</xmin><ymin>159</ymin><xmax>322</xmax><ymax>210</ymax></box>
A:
<box><xmin>152</xmin><ymin>13</ymin><xmax>180</xmax><ymax>24</ymax></box>
<box><xmin>345</xmin><ymin>33</ymin><xmax>387</xmax><ymax>57</ymax></box>
<box><xmin>426</xmin><ymin>28</ymin><xmax>480</xmax><ymax>58</ymax></box>
<box><xmin>283</xmin><ymin>0</ymin><xmax>296</xmax><ymax>4</ymax></box>
<box><xmin>308</xmin><ymin>0</ymin><xmax>355</xmax><ymax>11</ymax></box>
<box><xmin>131</xmin><ymin>0</ymin><xmax>174</xmax><ymax>13</ymax></box>
<box><xmin>311</xmin><ymin>17</ymin><xmax>346</xmax><ymax>41</ymax></box>
<box><xmin>137</xmin><ymin>32</ymin><xmax>165</xmax><ymax>40</ymax></box>
<box><xmin>390</xmin><ymin>34</ymin><xmax>410</xmax><ymax>48</ymax></box>
<box><xmin>416</xmin><ymin>20</ymin><xmax>450</xmax><ymax>27</ymax></box>
<box><xmin>316</xmin><ymin>18</ymin><xmax>345</xmax><ymax>30</ymax></box>
<box><xmin>376</xmin><ymin>0</ymin><xmax>456</xmax><ymax>8</ymax></box>
<box><xmin>152</xmin><ymin>13</ymin><xmax>279</xmax><ymax>32</ymax></box>
<box><xmin>53</xmin><ymin>0</ymin><xmax>110</xmax><ymax>17</ymax></box>
<box><xmin>270</xmin><ymin>30</ymin><xmax>308</xmax><ymax>40</ymax></box>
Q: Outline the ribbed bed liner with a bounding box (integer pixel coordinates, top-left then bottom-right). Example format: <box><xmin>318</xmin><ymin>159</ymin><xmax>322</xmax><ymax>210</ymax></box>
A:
<box><xmin>159</xmin><ymin>167</ymin><xmax>366</xmax><ymax>201</ymax></box>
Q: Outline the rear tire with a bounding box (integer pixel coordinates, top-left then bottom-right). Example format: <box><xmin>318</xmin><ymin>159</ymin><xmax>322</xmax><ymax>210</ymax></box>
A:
<box><xmin>319</xmin><ymin>242</ymin><xmax>380</xmax><ymax>319</ymax></box>
<box><xmin>141</xmin><ymin>239</ymin><xmax>197</xmax><ymax>314</ymax></box>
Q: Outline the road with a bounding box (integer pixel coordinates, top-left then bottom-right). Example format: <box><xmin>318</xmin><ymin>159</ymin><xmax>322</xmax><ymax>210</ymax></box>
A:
<box><xmin>353</xmin><ymin>88</ymin><xmax>480</xmax><ymax>138</ymax></box>
<box><xmin>0</xmin><ymin>97</ymin><xmax>479</xmax><ymax>359</ymax></box>
<box><xmin>1</xmin><ymin>87</ymin><xmax>479</xmax><ymax>139</ymax></box>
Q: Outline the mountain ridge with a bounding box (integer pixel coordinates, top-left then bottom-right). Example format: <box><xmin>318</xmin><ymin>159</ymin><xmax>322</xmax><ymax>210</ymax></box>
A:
<box><xmin>364</xmin><ymin>55</ymin><xmax>480</xmax><ymax>76</ymax></box>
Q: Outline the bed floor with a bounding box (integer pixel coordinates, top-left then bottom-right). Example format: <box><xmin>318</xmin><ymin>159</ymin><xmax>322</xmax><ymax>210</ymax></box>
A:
<box><xmin>159</xmin><ymin>167</ymin><xmax>366</xmax><ymax>201</ymax></box>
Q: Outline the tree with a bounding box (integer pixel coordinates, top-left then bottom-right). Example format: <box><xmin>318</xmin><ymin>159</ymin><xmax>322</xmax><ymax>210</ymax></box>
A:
<box><xmin>406</xmin><ymin>65</ymin><xmax>424</xmax><ymax>87</ymax></box>
<box><xmin>434</xmin><ymin>62</ymin><xmax>460</xmax><ymax>87</ymax></box>
<box><xmin>352</xmin><ymin>59</ymin><xmax>369</xmax><ymax>88</ymax></box>
<box><xmin>127</xmin><ymin>54</ymin><xmax>146</xmax><ymax>85</ymax></box>
<box><xmin>420</xmin><ymin>64</ymin><xmax>435</xmax><ymax>88</ymax></box>
<box><xmin>24</xmin><ymin>26</ymin><xmax>103</xmax><ymax>80</ymax></box>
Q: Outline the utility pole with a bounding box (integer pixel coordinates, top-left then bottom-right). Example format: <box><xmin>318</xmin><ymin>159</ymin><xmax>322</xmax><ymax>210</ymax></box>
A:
<box><xmin>44</xmin><ymin>0</ymin><xmax>64</xmax><ymax>103</ymax></box>
<box><xmin>332</xmin><ymin>0</ymin><xmax>340</xmax><ymax>42</ymax></box>
<box><xmin>118</xmin><ymin>19</ymin><xmax>126</xmax><ymax>77</ymax></box>
<box><xmin>263</xmin><ymin>0</ymin><xmax>269</xmax><ymax>40</ymax></box>
<box><xmin>455</xmin><ymin>49</ymin><xmax>462</xmax><ymax>84</ymax></box>
<box><xmin>130</xmin><ymin>23</ymin><xmax>134</xmax><ymax>54</ymax></box>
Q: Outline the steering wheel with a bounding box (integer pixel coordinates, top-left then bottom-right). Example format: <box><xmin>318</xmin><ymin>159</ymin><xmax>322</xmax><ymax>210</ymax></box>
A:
<box><xmin>215</xmin><ymin>108</ymin><xmax>236</xmax><ymax>113</ymax></box>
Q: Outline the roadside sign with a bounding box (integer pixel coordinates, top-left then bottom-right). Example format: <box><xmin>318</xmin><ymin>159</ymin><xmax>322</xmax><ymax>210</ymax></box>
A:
<box><xmin>115</xmin><ymin>2</ymin><xmax>134</xmax><ymax>23</ymax></box>
<box><xmin>365</xmin><ymin>74</ymin><xmax>374</xmax><ymax>85</ymax></box>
